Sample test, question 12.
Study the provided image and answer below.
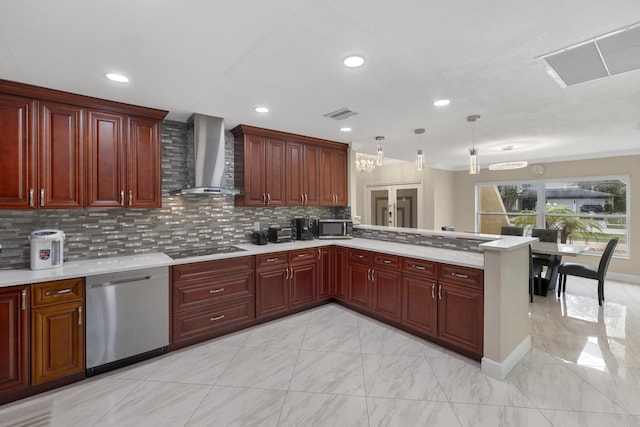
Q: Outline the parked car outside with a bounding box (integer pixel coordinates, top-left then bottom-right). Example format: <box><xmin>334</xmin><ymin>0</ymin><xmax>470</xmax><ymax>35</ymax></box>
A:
<box><xmin>580</xmin><ymin>204</ymin><xmax>604</xmax><ymax>213</ymax></box>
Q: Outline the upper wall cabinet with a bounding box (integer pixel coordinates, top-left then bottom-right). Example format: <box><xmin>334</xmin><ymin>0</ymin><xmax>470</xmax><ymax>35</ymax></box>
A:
<box><xmin>0</xmin><ymin>80</ymin><xmax>167</xmax><ymax>210</ymax></box>
<box><xmin>231</xmin><ymin>125</ymin><xmax>348</xmax><ymax>207</ymax></box>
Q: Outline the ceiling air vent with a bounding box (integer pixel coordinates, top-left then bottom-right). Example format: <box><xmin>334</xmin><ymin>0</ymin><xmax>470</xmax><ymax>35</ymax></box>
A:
<box><xmin>538</xmin><ymin>22</ymin><xmax>640</xmax><ymax>87</ymax></box>
<box><xmin>324</xmin><ymin>107</ymin><xmax>358</xmax><ymax>120</ymax></box>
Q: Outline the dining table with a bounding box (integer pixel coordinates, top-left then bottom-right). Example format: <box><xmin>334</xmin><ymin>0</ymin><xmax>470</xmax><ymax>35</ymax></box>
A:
<box><xmin>531</xmin><ymin>242</ymin><xmax>587</xmax><ymax>295</ymax></box>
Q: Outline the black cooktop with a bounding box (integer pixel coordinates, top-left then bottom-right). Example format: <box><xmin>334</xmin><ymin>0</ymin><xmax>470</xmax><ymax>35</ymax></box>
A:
<box><xmin>166</xmin><ymin>246</ymin><xmax>246</xmax><ymax>260</ymax></box>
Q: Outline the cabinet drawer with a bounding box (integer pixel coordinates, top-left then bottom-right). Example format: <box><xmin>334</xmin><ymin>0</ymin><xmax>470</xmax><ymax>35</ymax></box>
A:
<box><xmin>348</xmin><ymin>249</ymin><xmax>371</xmax><ymax>265</ymax></box>
<box><xmin>172</xmin><ymin>256</ymin><xmax>254</xmax><ymax>284</ymax></box>
<box><xmin>255</xmin><ymin>251</ymin><xmax>289</xmax><ymax>269</ymax></box>
<box><xmin>439</xmin><ymin>264</ymin><xmax>484</xmax><ymax>290</ymax></box>
<box><xmin>173</xmin><ymin>270</ymin><xmax>254</xmax><ymax>312</ymax></box>
<box><xmin>290</xmin><ymin>248</ymin><xmax>318</xmax><ymax>265</ymax></box>
<box><xmin>172</xmin><ymin>297</ymin><xmax>254</xmax><ymax>343</ymax></box>
<box><xmin>373</xmin><ymin>253</ymin><xmax>400</xmax><ymax>270</ymax></box>
<box><xmin>32</xmin><ymin>278</ymin><xmax>84</xmax><ymax>307</ymax></box>
<box><xmin>402</xmin><ymin>258</ymin><xmax>438</xmax><ymax>278</ymax></box>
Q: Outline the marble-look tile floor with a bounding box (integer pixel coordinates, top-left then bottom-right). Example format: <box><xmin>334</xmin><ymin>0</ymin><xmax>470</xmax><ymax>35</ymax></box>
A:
<box><xmin>2</xmin><ymin>276</ymin><xmax>640</xmax><ymax>426</ymax></box>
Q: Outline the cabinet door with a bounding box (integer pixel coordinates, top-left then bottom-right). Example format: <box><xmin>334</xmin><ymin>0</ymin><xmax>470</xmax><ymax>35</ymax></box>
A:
<box><xmin>264</xmin><ymin>137</ymin><xmax>286</xmax><ymax>206</ymax></box>
<box><xmin>331</xmin><ymin>148</ymin><xmax>348</xmax><ymax>206</ymax></box>
<box><xmin>437</xmin><ymin>282</ymin><xmax>483</xmax><ymax>355</ymax></box>
<box><xmin>255</xmin><ymin>267</ymin><xmax>289</xmax><ymax>318</ymax></box>
<box><xmin>0</xmin><ymin>95</ymin><xmax>36</xmax><ymax>209</ymax></box>
<box><xmin>402</xmin><ymin>275</ymin><xmax>437</xmax><ymax>337</ymax></box>
<box><xmin>128</xmin><ymin>116</ymin><xmax>161</xmax><ymax>208</ymax></box>
<box><xmin>318</xmin><ymin>247</ymin><xmax>332</xmax><ymax>300</ymax></box>
<box><xmin>31</xmin><ymin>301</ymin><xmax>84</xmax><ymax>385</ymax></box>
<box><xmin>348</xmin><ymin>263</ymin><xmax>371</xmax><ymax>310</ymax></box>
<box><xmin>371</xmin><ymin>268</ymin><xmax>402</xmax><ymax>322</ymax></box>
<box><xmin>0</xmin><ymin>287</ymin><xmax>29</xmax><ymax>394</ymax></box>
<box><xmin>290</xmin><ymin>262</ymin><xmax>317</xmax><ymax>308</ymax></box>
<box><xmin>319</xmin><ymin>148</ymin><xmax>334</xmax><ymax>206</ymax></box>
<box><xmin>303</xmin><ymin>144</ymin><xmax>320</xmax><ymax>205</ymax></box>
<box><xmin>333</xmin><ymin>247</ymin><xmax>348</xmax><ymax>300</ymax></box>
<box><xmin>285</xmin><ymin>141</ymin><xmax>304</xmax><ymax>206</ymax></box>
<box><xmin>38</xmin><ymin>101</ymin><xmax>84</xmax><ymax>208</ymax></box>
<box><xmin>86</xmin><ymin>110</ymin><xmax>125</xmax><ymax>208</ymax></box>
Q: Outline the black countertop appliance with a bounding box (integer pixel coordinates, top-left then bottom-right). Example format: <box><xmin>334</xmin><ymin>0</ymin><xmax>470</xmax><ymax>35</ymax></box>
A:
<box><xmin>294</xmin><ymin>218</ymin><xmax>313</xmax><ymax>240</ymax></box>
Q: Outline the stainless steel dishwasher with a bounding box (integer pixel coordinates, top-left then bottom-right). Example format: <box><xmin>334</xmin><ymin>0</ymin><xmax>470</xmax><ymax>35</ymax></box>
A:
<box><xmin>85</xmin><ymin>266</ymin><xmax>169</xmax><ymax>376</ymax></box>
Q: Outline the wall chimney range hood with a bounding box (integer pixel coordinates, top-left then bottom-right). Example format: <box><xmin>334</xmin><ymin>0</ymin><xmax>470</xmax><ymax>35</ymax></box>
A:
<box><xmin>176</xmin><ymin>113</ymin><xmax>241</xmax><ymax>195</ymax></box>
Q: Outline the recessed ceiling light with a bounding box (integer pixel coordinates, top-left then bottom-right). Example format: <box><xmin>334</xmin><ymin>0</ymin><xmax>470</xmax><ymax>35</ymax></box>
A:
<box><xmin>343</xmin><ymin>55</ymin><xmax>365</xmax><ymax>68</ymax></box>
<box><xmin>340</xmin><ymin>127</ymin><xmax>352</xmax><ymax>132</ymax></box>
<box><xmin>254</xmin><ymin>107</ymin><xmax>269</xmax><ymax>113</ymax></box>
<box><xmin>105</xmin><ymin>73</ymin><xmax>129</xmax><ymax>83</ymax></box>
<box><xmin>433</xmin><ymin>99</ymin><xmax>450</xmax><ymax>106</ymax></box>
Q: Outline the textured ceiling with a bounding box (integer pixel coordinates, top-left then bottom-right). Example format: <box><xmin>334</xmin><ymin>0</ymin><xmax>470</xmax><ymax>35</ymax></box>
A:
<box><xmin>1</xmin><ymin>0</ymin><xmax>640</xmax><ymax>170</ymax></box>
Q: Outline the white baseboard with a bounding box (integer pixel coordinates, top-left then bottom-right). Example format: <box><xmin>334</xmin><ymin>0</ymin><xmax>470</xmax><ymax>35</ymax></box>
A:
<box><xmin>607</xmin><ymin>272</ymin><xmax>640</xmax><ymax>285</ymax></box>
<box><xmin>481</xmin><ymin>335</ymin><xmax>531</xmax><ymax>380</ymax></box>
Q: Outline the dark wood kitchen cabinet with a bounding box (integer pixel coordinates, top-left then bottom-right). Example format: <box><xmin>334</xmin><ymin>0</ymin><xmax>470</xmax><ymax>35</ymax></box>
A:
<box><xmin>0</xmin><ymin>95</ymin><xmax>84</xmax><ymax>209</ymax></box>
<box><xmin>0</xmin><ymin>286</ymin><xmax>29</xmax><ymax>396</ymax></box>
<box><xmin>319</xmin><ymin>147</ymin><xmax>348</xmax><ymax>206</ymax></box>
<box><xmin>289</xmin><ymin>248</ymin><xmax>318</xmax><ymax>308</ymax></box>
<box><xmin>333</xmin><ymin>247</ymin><xmax>348</xmax><ymax>300</ymax></box>
<box><xmin>232</xmin><ymin>124</ymin><xmax>348</xmax><ymax>207</ymax></box>
<box><xmin>0</xmin><ymin>79</ymin><xmax>167</xmax><ymax>210</ymax></box>
<box><xmin>30</xmin><ymin>278</ymin><xmax>85</xmax><ymax>385</ymax></box>
<box><xmin>402</xmin><ymin>258</ymin><xmax>438</xmax><ymax>337</ymax></box>
<box><xmin>347</xmin><ymin>249</ymin><xmax>372</xmax><ymax>310</ymax></box>
<box><xmin>318</xmin><ymin>246</ymin><xmax>333</xmax><ymax>300</ymax></box>
<box><xmin>171</xmin><ymin>256</ymin><xmax>255</xmax><ymax>348</ymax></box>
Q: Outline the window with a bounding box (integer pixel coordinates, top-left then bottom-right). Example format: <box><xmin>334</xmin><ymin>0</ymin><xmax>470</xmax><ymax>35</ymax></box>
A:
<box><xmin>476</xmin><ymin>176</ymin><xmax>629</xmax><ymax>257</ymax></box>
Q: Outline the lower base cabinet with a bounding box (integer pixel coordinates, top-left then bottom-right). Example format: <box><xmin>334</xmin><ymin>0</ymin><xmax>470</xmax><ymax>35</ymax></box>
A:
<box><xmin>437</xmin><ymin>281</ymin><xmax>483</xmax><ymax>355</ymax></box>
<box><xmin>318</xmin><ymin>246</ymin><xmax>332</xmax><ymax>300</ymax></box>
<box><xmin>0</xmin><ymin>286</ymin><xmax>29</xmax><ymax>395</ymax></box>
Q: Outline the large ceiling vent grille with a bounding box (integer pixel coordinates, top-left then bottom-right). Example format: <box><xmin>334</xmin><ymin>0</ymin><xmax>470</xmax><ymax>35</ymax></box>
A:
<box><xmin>539</xmin><ymin>22</ymin><xmax>640</xmax><ymax>87</ymax></box>
<box><xmin>324</xmin><ymin>107</ymin><xmax>358</xmax><ymax>120</ymax></box>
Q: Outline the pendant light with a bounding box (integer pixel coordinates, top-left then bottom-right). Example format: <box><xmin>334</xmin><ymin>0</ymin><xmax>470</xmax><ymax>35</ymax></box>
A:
<box><xmin>489</xmin><ymin>146</ymin><xmax>528</xmax><ymax>170</ymax></box>
<box><xmin>375</xmin><ymin>136</ymin><xmax>384</xmax><ymax>166</ymax></box>
<box><xmin>467</xmin><ymin>115</ymin><xmax>480</xmax><ymax>174</ymax></box>
<box><xmin>414</xmin><ymin>128</ymin><xmax>425</xmax><ymax>171</ymax></box>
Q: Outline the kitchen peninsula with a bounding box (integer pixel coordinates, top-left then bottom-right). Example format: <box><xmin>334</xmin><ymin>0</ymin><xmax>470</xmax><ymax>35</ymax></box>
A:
<box><xmin>1</xmin><ymin>227</ymin><xmax>534</xmax><ymax>407</ymax></box>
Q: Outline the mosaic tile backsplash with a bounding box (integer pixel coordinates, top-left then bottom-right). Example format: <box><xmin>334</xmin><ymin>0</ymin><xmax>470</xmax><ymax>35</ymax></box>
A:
<box><xmin>0</xmin><ymin>121</ymin><xmax>343</xmax><ymax>269</ymax></box>
<box><xmin>352</xmin><ymin>227</ymin><xmax>484</xmax><ymax>254</ymax></box>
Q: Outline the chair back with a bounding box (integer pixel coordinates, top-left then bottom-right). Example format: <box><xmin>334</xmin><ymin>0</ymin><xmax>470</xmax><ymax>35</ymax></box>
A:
<box><xmin>501</xmin><ymin>226</ymin><xmax>524</xmax><ymax>236</ymax></box>
<box><xmin>441</xmin><ymin>226</ymin><xmax>454</xmax><ymax>231</ymax></box>
<box><xmin>597</xmin><ymin>237</ymin><xmax>619</xmax><ymax>280</ymax></box>
<box><xmin>532</xmin><ymin>228</ymin><xmax>558</xmax><ymax>243</ymax></box>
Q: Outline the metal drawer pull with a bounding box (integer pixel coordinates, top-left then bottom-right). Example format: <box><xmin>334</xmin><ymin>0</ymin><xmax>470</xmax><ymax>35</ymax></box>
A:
<box><xmin>431</xmin><ymin>283</ymin><xmax>435</xmax><ymax>299</ymax></box>
<box><xmin>356</xmin><ymin>254</ymin><xmax>364</xmax><ymax>259</ymax></box>
<box><xmin>438</xmin><ymin>285</ymin><xmax>442</xmax><ymax>300</ymax></box>
<box><xmin>381</xmin><ymin>259</ymin><xmax>392</xmax><ymax>264</ymax></box>
<box><xmin>210</xmin><ymin>315</ymin><xmax>225</xmax><ymax>321</ymax></box>
<box><xmin>451</xmin><ymin>273</ymin><xmax>469</xmax><ymax>279</ymax></box>
<box><xmin>297</xmin><ymin>253</ymin><xmax>307</xmax><ymax>257</ymax></box>
<box><xmin>209</xmin><ymin>288</ymin><xmax>225</xmax><ymax>294</ymax></box>
<box><xmin>412</xmin><ymin>265</ymin><xmax>426</xmax><ymax>271</ymax></box>
<box><xmin>78</xmin><ymin>306</ymin><xmax>82</xmax><ymax>325</ymax></box>
<box><xmin>45</xmin><ymin>288</ymin><xmax>72</xmax><ymax>296</ymax></box>
<box><xmin>266</xmin><ymin>257</ymin><xmax>279</xmax><ymax>262</ymax></box>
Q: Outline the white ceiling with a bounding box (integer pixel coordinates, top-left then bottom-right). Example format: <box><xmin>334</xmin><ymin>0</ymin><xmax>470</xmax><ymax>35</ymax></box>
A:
<box><xmin>2</xmin><ymin>0</ymin><xmax>640</xmax><ymax>170</ymax></box>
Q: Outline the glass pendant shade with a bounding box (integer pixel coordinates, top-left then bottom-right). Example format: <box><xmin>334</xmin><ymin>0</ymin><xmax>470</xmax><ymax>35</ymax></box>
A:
<box><xmin>416</xmin><ymin>148</ymin><xmax>424</xmax><ymax>171</ymax></box>
<box><xmin>376</xmin><ymin>145</ymin><xmax>384</xmax><ymax>166</ymax></box>
<box><xmin>469</xmin><ymin>148</ymin><xmax>479</xmax><ymax>174</ymax></box>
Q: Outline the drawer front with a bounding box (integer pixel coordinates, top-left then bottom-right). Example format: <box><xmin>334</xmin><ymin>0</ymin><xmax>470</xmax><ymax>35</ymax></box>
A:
<box><xmin>255</xmin><ymin>251</ymin><xmax>289</xmax><ymax>269</ymax></box>
<box><xmin>172</xmin><ymin>256</ymin><xmax>254</xmax><ymax>284</ymax></box>
<box><xmin>32</xmin><ymin>278</ymin><xmax>84</xmax><ymax>307</ymax></box>
<box><xmin>402</xmin><ymin>258</ymin><xmax>438</xmax><ymax>278</ymax></box>
<box><xmin>289</xmin><ymin>248</ymin><xmax>318</xmax><ymax>265</ymax></box>
<box><xmin>373</xmin><ymin>253</ymin><xmax>400</xmax><ymax>270</ymax></box>
<box><xmin>348</xmin><ymin>249</ymin><xmax>371</xmax><ymax>265</ymax></box>
<box><xmin>439</xmin><ymin>264</ymin><xmax>484</xmax><ymax>290</ymax></box>
<box><xmin>172</xmin><ymin>297</ymin><xmax>254</xmax><ymax>343</ymax></box>
<box><xmin>173</xmin><ymin>270</ymin><xmax>254</xmax><ymax>312</ymax></box>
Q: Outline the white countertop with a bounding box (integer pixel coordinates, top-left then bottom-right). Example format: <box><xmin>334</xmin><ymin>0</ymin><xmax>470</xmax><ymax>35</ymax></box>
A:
<box><xmin>1</xmin><ymin>237</ymin><xmax>489</xmax><ymax>288</ymax></box>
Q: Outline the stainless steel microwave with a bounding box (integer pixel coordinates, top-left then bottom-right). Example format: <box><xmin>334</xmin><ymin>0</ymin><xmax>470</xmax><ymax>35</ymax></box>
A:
<box><xmin>317</xmin><ymin>219</ymin><xmax>353</xmax><ymax>239</ymax></box>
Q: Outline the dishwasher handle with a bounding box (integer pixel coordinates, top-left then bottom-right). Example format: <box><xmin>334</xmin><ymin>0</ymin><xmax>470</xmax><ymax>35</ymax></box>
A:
<box><xmin>90</xmin><ymin>275</ymin><xmax>153</xmax><ymax>287</ymax></box>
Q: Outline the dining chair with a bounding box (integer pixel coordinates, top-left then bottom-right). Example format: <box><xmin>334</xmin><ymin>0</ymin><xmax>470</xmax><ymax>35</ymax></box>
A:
<box><xmin>529</xmin><ymin>245</ymin><xmax>543</xmax><ymax>302</ymax></box>
<box><xmin>557</xmin><ymin>237</ymin><xmax>619</xmax><ymax>306</ymax></box>
<box><xmin>531</xmin><ymin>228</ymin><xmax>558</xmax><ymax>268</ymax></box>
<box><xmin>441</xmin><ymin>225</ymin><xmax>454</xmax><ymax>231</ymax></box>
<box><xmin>501</xmin><ymin>226</ymin><xmax>524</xmax><ymax>236</ymax></box>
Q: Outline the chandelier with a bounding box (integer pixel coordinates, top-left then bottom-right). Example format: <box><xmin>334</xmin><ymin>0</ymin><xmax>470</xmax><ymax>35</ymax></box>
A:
<box><xmin>489</xmin><ymin>146</ymin><xmax>528</xmax><ymax>170</ymax></box>
<box><xmin>355</xmin><ymin>152</ymin><xmax>376</xmax><ymax>175</ymax></box>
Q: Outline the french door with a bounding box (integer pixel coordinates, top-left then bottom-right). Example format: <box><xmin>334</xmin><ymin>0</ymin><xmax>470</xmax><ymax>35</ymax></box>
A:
<box><xmin>366</xmin><ymin>183</ymin><xmax>422</xmax><ymax>228</ymax></box>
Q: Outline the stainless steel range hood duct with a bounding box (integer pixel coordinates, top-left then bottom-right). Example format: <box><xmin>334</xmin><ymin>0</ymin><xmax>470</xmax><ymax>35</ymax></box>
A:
<box><xmin>176</xmin><ymin>113</ymin><xmax>241</xmax><ymax>195</ymax></box>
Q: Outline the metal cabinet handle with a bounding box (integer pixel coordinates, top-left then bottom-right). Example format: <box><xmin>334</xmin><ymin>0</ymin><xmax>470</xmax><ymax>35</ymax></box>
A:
<box><xmin>412</xmin><ymin>265</ymin><xmax>426</xmax><ymax>271</ymax></box>
<box><xmin>267</xmin><ymin>193</ymin><xmax>271</xmax><ymax>204</ymax></box>
<box><xmin>29</xmin><ymin>189</ymin><xmax>34</xmax><ymax>207</ymax></box>
<box><xmin>78</xmin><ymin>306</ymin><xmax>82</xmax><ymax>326</ymax></box>
<box><xmin>263</xmin><ymin>193</ymin><xmax>266</xmax><ymax>204</ymax></box>
<box><xmin>210</xmin><ymin>315</ymin><xmax>225</xmax><ymax>321</ymax></box>
<box><xmin>371</xmin><ymin>269</ymin><xmax>375</xmax><ymax>282</ymax></box>
<box><xmin>289</xmin><ymin>267</ymin><xmax>293</xmax><ymax>279</ymax></box>
<box><xmin>431</xmin><ymin>283</ymin><xmax>435</xmax><ymax>299</ymax></box>
<box><xmin>451</xmin><ymin>273</ymin><xmax>469</xmax><ymax>279</ymax></box>
<box><xmin>304</xmin><ymin>194</ymin><xmax>308</xmax><ymax>204</ymax></box>
<box><xmin>21</xmin><ymin>290</ymin><xmax>26</xmax><ymax>310</ymax></box>
<box><xmin>297</xmin><ymin>253</ymin><xmax>307</xmax><ymax>258</ymax></box>
<box><xmin>40</xmin><ymin>189</ymin><xmax>45</xmax><ymax>206</ymax></box>
<box><xmin>301</xmin><ymin>194</ymin><xmax>305</xmax><ymax>204</ymax></box>
<box><xmin>381</xmin><ymin>259</ymin><xmax>392</xmax><ymax>264</ymax></box>
<box><xmin>266</xmin><ymin>257</ymin><xmax>279</xmax><ymax>262</ymax></box>
<box><xmin>438</xmin><ymin>285</ymin><xmax>442</xmax><ymax>300</ymax></box>
<box><xmin>209</xmin><ymin>288</ymin><xmax>225</xmax><ymax>294</ymax></box>
<box><xmin>45</xmin><ymin>288</ymin><xmax>72</xmax><ymax>296</ymax></box>
<box><xmin>121</xmin><ymin>190</ymin><xmax>125</xmax><ymax>206</ymax></box>
<box><xmin>129</xmin><ymin>190</ymin><xmax>133</xmax><ymax>206</ymax></box>
<box><xmin>285</xmin><ymin>267</ymin><xmax>289</xmax><ymax>280</ymax></box>
<box><xmin>356</xmin><ymin>254</ymin><xmax>365</xmax><ymax>259</ymax></box>
<box><xmin>318</xmin><ymin>248</ymin><xmax>321</xmax><ymax>259</ymax></box>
